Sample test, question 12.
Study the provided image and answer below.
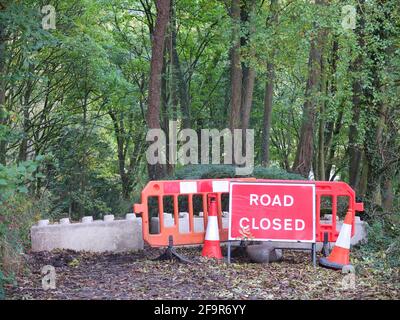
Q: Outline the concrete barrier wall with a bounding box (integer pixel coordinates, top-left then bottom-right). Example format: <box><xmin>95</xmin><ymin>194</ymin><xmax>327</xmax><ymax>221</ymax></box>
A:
<box><xmin>150</xmin><ymin>213</ymin><xmax>368</xmax><ymax>252</ymax></box>
<box><xmin>31</xmin><ymin>212</ymin><xmax>367</xmax><ymax>253</ymax></box>
<box><xmin>31</xmin><ymin>214</ymin><xmax>143</xmax><ymax>253</ymax></box>
<box><xmin>320</xmin><ymin>214</ymin><xmax>368</xmax><ymax>246</ymax></box>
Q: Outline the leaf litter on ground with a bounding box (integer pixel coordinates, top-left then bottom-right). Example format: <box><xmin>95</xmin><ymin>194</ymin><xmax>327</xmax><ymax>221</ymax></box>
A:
<box><xmin>5</xmin><ymin>246</ymin><xmax>399</xmax><ymax>300</ymax></box>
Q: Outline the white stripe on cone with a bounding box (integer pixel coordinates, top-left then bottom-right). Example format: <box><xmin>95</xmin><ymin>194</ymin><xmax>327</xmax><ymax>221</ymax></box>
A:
<box><xmin>212</xmin><ymin>181</ymin><xmax>229</xmax><ymax>193</ymax></box>
<box><xmin>205</xmin><ymin>216</ymin><xmax>219</xmax><ymax>241</ymax></box>
<box><xmin>180</xmin><ymin>181</ymin><xmax>197</xmax><ymax>194</ymax></box>
<box><xmin>335</xmin><ymin>223</ymin><xmax>352</xmax><ymax>249</ymax></box>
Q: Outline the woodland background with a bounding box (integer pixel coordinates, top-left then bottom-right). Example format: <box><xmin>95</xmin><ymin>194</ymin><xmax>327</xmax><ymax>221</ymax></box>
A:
<box><xmin>0</xmin><ymin>0</ymin><xmax>399</xmax><ymax>297</ymax></box>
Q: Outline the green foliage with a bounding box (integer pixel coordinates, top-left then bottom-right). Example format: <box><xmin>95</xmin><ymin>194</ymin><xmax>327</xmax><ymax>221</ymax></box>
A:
<box><xmin>45</xmin><ymin>126</ymin><xmax>121</xmax><ymax>220</ymax></box>
<box><xmin>169</xmin><ymin>164</ymin><xmax>306</xmax><ymax>180</ymax></box>
<box><xmin>356</xmin><ymin>211</ymin><xmax>400</xmax><ymax>269</ymax></box>
<box><xmin>0</xmin><ymin>158</ymin><xmax>43</xmax><ymax>204</ymax></box>
<box><xmin>170</xmin><ymin>164</ymin><xmax>238</xmax><ymax>180</ymax></box>
<box><xmin>0</xmin><ymin>154</ymin><xmax>46</xmax><ymax>298</ymax></box>
<box><xmin>252</xmin><ymin>167</ymin><xmax>306</xmax><ymax>180</ymax></box>
<box><xmin>0</xmin><ymin>194</ymin><xmax>48</xmax><ymax>299</ymax></box>
<box><xmin>0</xmin><ymin>269</ymin><xmax>12</xmax><ymax>300</ymax></box>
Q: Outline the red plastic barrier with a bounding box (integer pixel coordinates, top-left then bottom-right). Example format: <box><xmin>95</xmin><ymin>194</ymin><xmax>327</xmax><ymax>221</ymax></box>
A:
<box><xmin>133</xmin><ymin>179</ymin><xmax>364</xmax><ymax>247</ymax></box>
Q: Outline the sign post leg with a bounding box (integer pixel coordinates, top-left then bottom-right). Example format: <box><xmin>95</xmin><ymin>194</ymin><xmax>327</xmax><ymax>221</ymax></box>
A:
<box><xmin>227</xmin><ymin>241</ymin><xmax>231</xmax><ymax>264</ymax></box>
<box><xmin>312</xmin><ymin>243</ymin><xmax>316</xmax><ymax>268</ymax></box>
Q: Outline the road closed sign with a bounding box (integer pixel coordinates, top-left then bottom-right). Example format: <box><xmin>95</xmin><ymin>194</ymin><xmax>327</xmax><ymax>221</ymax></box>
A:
<box><xmin>228</xmin><ymin>182</ymin><xmax>316</xmax><ymax>242</ymax></box>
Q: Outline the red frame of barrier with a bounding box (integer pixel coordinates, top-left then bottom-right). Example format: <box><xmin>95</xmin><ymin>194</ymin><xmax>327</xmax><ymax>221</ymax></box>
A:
<box><xmin>133</xmin><ymin>179</ymin><xmax>364</xmax><ymax>247</ymax></box>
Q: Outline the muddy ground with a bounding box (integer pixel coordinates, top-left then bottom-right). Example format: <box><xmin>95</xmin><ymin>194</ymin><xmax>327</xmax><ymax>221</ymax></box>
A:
<box><xmin>5</xmin><ymin>247</ymin><xmax>399</xmax><ymax>300</ymax></box>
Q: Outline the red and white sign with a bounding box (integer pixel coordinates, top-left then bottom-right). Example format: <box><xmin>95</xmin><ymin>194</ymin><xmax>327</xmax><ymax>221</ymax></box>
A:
<box><xmin>229</xmin><ymin>182</ymin><xmax>316</xmax><ymax>242</ymax></box>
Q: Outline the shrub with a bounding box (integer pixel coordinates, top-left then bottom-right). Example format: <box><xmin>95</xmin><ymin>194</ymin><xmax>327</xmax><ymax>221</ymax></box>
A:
<box><xmin>168</xmin><ymin>164</ymin><xmax>306</xmax><ymax>181</ymax></box>
<box><xmin>0</xmin><ymin>194</ymin><xmax>49</xmax><ymax>298</ymax></box>
<box><xmin>0</xmin><ymin>158</ymin><xmax>44</xmax><ymax>298</ymax></box>
<box><xmin>356</xmin><ymin>210</ymin><xmax>400</xmax><ymax>269</ymax></box>
<box><xmin>0</xmin><ymin>159</ymin><xmax>43</xmax><ymax>204</ymax></box>
<box><xmin>0</xmin><ymin>269</ymin><xmax>12</xmax><ymax>299</ymax></box>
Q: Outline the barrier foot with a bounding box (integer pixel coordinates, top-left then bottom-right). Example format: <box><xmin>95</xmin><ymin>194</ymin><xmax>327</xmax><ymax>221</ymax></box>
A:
<box><xmin>153</xmin><ymin>236</ymin><xmax>192</xmax><ymax>264</ymax></box>
<box><xmin>319</xmin><ymin>257</ymin><xmax>352</xmax><ymax>270</ymax></box>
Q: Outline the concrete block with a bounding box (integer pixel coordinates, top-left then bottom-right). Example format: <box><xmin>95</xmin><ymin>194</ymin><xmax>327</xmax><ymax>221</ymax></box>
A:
<box><xmin>150</xmin><ymin>212</ymin><xmax>229</xmax><ymax>234</ymax></box>
<box><xmin>38</xmin><ymin>219</ymin><xmax>49</xmax><ymax>227</ymax></box>
<box><xmin>31</xmin><ymin>214</ymin><xmax>144</xmax><ymax>253</ymax></box>
<box><xmin>103</xmin><ymin>215</ymin><xmax>114</xmax><ymax>222</ymax></box>
<box><xmin>59</xmin><ymin>218</ymin><xmax>70</xmax><ymax>225</ymax></box>
<box><xmin>322</xmin><ymin>214</ymin><xmax>332</xmax><ymax>221</ymax></box>
<box><xmin>320</xmin><ymin>214</ymin><xmax>367</xmax><ymax>245</ymax></box>
<box><xmin>82</xmin><ymin>216</ymin><xmax>93</xmax><ymax>223</ymax></box>
<box><xmin>125</xmin><ymin>213</ymin><xmax>136</xmax><ymax>220</ymax></box>
<box><xmin>349</xmin><ymin>221</ymin><xmax>368</xmax><ymax>245</ymax></box>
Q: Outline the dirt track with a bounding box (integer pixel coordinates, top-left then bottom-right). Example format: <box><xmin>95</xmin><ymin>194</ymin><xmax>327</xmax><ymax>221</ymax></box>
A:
<box><xmin>5</xmin><ymin>247</ymin><xmax>399</xmax><ymax>300</ymax></box>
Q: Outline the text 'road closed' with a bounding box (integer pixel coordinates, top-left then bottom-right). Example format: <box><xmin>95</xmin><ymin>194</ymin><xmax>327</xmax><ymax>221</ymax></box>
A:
<box><xmin>229</xmin><ymin>183</ymin><xmax>316</xmax><ymax>242</ymax></box>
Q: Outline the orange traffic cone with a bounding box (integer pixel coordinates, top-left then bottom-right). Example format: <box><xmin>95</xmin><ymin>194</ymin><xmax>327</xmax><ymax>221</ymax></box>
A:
<box><xmin>202</xmin><ymin>195</ymin><xmax>223</xmax><ymax>259</ymax></box>
<box><xmin>320</xmin><ymin>210</ymin><xmax>353</xmax><ymax>270</ymax></box>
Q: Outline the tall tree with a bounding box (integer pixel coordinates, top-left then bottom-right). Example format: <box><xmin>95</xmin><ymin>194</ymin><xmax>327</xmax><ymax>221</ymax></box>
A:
<box><xmin>146</xmin><ymin>0</ymin><xmax>171</xmax><ymax>180</ymax></box>
<box><xmin>0</xmin><ymin>3</ymin><xmax>6</xmax><ymax>165</ymax></box>
<box><xmin>348</xmin><ymin>0</ymin><xmax>366</xmax><ymax>189</ymax></box>
<box><xmin>323</xmin><ymin>39</ymin><xmax>342</xmax><ymax>180</ymax></box>
<box><xmin>240</xmin><ymin>0</ymin><xmax>257</xmax><ymax>156</ymax></box>
<box><xmin>292</xmin><ymin>0</ymin><xmax>327</xmax><ymax>177</ymax></box>
<box><xmin>363</xmin><ymin>0</ymin><xmax>396</xmax><ymax>206</ymax></box>
<box><xmin>261</xmin><ymin>0</ymin><xmax>278</xmax><ymax>167</ymax></box>
<box><xmin>240</xmin><ymin>0</ymin><xmax>257</xmax><ymax>133</ymax></box>
<box><xmin>170</xmin><ymin>0</ymin><xmax>190</xmax><ymax>129</ymax></box>
<box><xmin>229</xmin><ymin>0</ymin><xmax>242</xmax><ymax>131</ymax></box>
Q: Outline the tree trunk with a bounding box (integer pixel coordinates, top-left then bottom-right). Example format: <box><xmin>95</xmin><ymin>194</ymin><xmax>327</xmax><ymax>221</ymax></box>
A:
<box><xmin>363</xmin><ymin>0</ymin><xmax>389</xmax><ymax>206</ymax></box>
<box><xmin>381</xmin><ymin>177</ymin><xmax>394</xmax><ymax>212</ymax></box>
<box><xmin>229</xmin><ymin>0</ymin><xmax>242</xmax><ymax>131</ymax></box>
<box><xmin>0</xmin><ymin>11</ymin><xmax>6</xmax><ymax>165</ymax></box>
<box><xmin>325</xmin><ymin>108</ymin><xmax>343</xmax><ymax>180</ymax></box>
<box><xmin>261</xmin><ymin>62</ymin><xmax>275</xmax><ymax>167</ymax></box>
<box><xmin>358</xmin><ymin>153</ymin><xmax>369</xmax><ymax>197</ymax></box>
<box><xmin>18</xmin><ymin>65</ymin><xmax>34</xmax><ymax>162</ymax></box>
<box><xmin>365</xmin><ymin>99</ymin><xmax>387</xmax><ymax>206</ymax></box>
<box><xmin>146</xmin><ymin>0</ymin><xmax>171</xmax><ymax>180</ymax></box>
<box><xmin>348</xmin><ymin>78</ymin><xmax>363</xmax><ymax>188</ymax></box>
<box><xmin>240</xmin><ymin>0</ymin><xmax>257</xmax><ymax>158</ymax></box>
<box><xmin>108</xmin><ymin>110</ymin><xmax>131</xmax><ymax>200</ymax></box>
<box><xmin>348</xmin><ymin>0</ymin><xmax>366</xmax><ymax>190</ymax></box>
<box><xmin>241</xmin><ymin>67</ymin><xmax>255</xmax><ymax>131</ymax></box>
<box><xmin>261</xmin><ymin>0</ymin><xmax>278</xmax><ymax>167</ymax></box>
<box><xmin>317</xmin><ymin>55</ymin><xmax>328</xmax><ymax>181</ymax></box>
<box><xmin>161</xmin><ymin>47</ymin><xmax>173</xmax><ymax>175</ymax></box>
<box><xmin>170</xmin><ymin>1</ymin><xmax>190</xmax><ymax>129</ymax></box>
<box><xmin>317</xmin><ymin>109</ymin><xmax>325</xmax><ymax>181</ymax></box>
<box><xmin>240</xmin><ymin>0</ymin><xmax>256</xmax><ymax>134</ymax></box>
<box><xmin>292</xmin><ymin>0</ymin><xmax>327</xmax><ymax>177</ymax></box>
<box><xmin>323</xmin><ymin>39</ymin><xmax>340</xmax><ymax>180</ymax></box>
